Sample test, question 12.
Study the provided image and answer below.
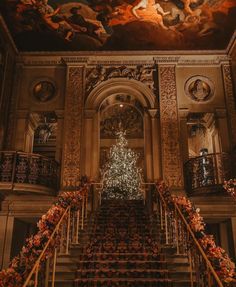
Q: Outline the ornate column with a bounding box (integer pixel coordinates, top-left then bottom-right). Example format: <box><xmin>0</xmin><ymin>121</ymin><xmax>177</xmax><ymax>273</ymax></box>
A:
<box><xmin>179</xmin><ymin>109</ymin><xmax>189</xmax><ymax>164</ymax></box>
<box><xmin>158</xmin><ymin>65</ymin><xmax>183</xmax><ymax>189</ymax></box>
<box><xmin>61</xmin><ymin>66</ymin><xmax>84</xmax><ymax>189</ymax></box>
<box><xmin>149</xmin><ymin>109</ymin><xmax>162</xmax><ymax>180</ymax></box>
<box><xmin>144</xmin><ymin>112</ymin><xmax>153</xmax><ymax>181</ymax></box>
<box><xmin>222</xmin><ymin>64</ymin><xmax>236</xmax><ymax>148</ymax></box>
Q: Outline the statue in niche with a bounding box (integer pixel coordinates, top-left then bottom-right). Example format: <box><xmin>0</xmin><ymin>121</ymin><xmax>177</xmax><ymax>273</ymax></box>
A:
<box><xmin>36</xmin><ymin>113</ymin><xmax>57</xmax><ymax>143</ymax></box>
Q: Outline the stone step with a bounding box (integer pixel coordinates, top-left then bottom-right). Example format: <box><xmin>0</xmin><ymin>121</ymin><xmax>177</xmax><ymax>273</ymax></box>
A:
<box><xmin>77</xmin><ymin>268</ymin><xmax>170</xmax><ymax>278</ymax></box>
<box><xmin>81</xmin><ymin>252</ymin><xmax>164</xmax><ymax>261</ymax></box>
<box><xmin>74</xmin><ymin>278</ymin><xmax>173</xmax><ymax>287</ymax></box>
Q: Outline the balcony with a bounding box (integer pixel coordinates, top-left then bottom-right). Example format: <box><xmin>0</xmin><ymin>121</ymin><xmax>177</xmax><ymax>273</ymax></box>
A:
<box><xmin>184</xmin><ymin>152</ymin><xmax>234</xmax><ymax>197</ymax></box>
<box><xmin>0</xmin><ymin>151</ymin><xmax>59</xmax><ymax>195</ymax></box>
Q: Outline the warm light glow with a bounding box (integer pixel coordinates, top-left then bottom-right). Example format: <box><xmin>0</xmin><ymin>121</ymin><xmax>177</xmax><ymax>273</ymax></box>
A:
<box><xmin>101</xmin><ymin>131</ymin><xmax>142</xmax><ymax>200</ymax></box>
<box><xmin>119</xmin><ymin>104</ymin><xmax>124</xmax><ymax>108</ymax></box>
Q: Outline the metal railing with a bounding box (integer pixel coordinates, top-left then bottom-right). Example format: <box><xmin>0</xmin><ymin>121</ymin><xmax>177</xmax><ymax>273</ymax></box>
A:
<box><xmin>184</xmin><ymin>153</ymin><xmax>233</xmax><ymax>196</ymax></box>
<box><xmin>153</xmin><ymin>183</ymin><xmax>224</xmax><ymax>287</ymax></box>
<box><xmin>23</xmin><ymin>186</ymin><xmax>90</xmax><ymax>287</ymax></box>
<box><xmin>0</xmin><ymin>151</ymin><xmax>59</xmax><ymax>191</ymax></box>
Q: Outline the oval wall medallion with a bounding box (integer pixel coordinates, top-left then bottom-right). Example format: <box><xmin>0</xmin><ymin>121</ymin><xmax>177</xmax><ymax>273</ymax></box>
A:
<box><xmin>32</xmin><ymin>80</ymin><xmax>56</xmax><ymax>102</ymax></box>
<box><xmin>185</xmin><ymin>76</ymin><xmax>215</xmax><ymax>102</ymax></box>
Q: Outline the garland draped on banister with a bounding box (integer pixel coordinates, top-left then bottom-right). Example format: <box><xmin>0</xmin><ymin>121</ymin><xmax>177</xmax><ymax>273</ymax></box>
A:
<box><xmin>156</xmin><ymin>181</ymin><xmax>236</xmax><ymax>284</ymax></box>
<box><xmin>223</xmin><ymin>179</ymin><xmax>236</xmax><ymax>201</ymax></box>
<box><xmin>0</xmin><ymin>183</ymin><xmax>89</xmax><ymax>287</ymax></box>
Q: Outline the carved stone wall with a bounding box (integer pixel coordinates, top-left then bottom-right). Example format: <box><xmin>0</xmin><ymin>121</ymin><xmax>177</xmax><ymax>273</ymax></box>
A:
<box><xmin>222</xmin><ymin>64</ymin><xmax>236</xmax><ymax>148</ymax></box>
<box><xmin>86</xmin><ymin>65</ymin><xmax>155</xmax><ymax>96</ymax></box>
<box><xmin>159</xmin><ymin>65</ymin><xmax>183</xmax><ymax>188</ymax></box>
<box><xmin>61</xmin><ymin>66</ymin><xmax>84</xmax><ymax>188</ymax></box>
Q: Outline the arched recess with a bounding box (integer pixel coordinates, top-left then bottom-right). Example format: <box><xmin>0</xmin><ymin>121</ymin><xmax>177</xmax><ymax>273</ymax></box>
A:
<box><xmin>81</xmin><ymin>78</ymin><xmax>161</xmax><ymax>182</ymax></box>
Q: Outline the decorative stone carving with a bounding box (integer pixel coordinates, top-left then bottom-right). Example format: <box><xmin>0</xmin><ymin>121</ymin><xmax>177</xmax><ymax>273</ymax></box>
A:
<box><xmin>222</xmin><ymin>64</ymin><xmax>236</xmax><ymax>147</ymax></box>
<box><xmin>159</xmin><ymin>65</ymin><xmax>183</xmax><ymax>188</ymax></box>
<box><xmin>62</xmin><ymin>67</ymin><xmax>84</xmax><ymax>188</ymax></box>
<box><xmin>86</xmin><ymin>65</ymin><xmax>155</xmax><ymax>94</ymax></box>
<box><xmin>32</xmin><ymin>80</ymin><xmax>56</xmax><ymax>102</ymax></box>
<box><xmin>184</xmin><ymin>76</ymin><xmax>214</xmax><ymax>102</ymax></box>
<box><xmin>100</xmin><ymin>105</ymin><xmax>143</xmax><ymax>139</ymax></box>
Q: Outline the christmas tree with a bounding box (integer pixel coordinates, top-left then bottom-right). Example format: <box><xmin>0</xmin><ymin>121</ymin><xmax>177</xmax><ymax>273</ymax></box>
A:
<box><xmin>101</xmin><ymin>131</ymin><xmax>143</xmax><ymax>200</ymax></box>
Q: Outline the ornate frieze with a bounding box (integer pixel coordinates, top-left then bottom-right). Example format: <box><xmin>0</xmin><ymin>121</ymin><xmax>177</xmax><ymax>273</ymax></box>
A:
<box><xmin>62</xmin><ymin>66</ymin><xmax>84</xmax><ymax>188</ymax></box>
<box><xmin>86</xmin><ymin>65</ymin><xmax>155</xmax><ymax>95</ymax></box>
<box><xmin>222</xmin><ymin>64</ymin><xmax>236</xmax><ymax>147</ymax></box>
<box><xmin>159</xmin><ymin>65</ymin><xmax>183</xmax><ymax>188</ymax></box>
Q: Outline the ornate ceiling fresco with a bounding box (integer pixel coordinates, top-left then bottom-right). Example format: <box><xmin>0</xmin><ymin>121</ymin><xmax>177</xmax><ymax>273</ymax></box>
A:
<box><xmin>0</xmin><ymin>0</ymin><xmax>235</xmax><ymax>51</ymax></box>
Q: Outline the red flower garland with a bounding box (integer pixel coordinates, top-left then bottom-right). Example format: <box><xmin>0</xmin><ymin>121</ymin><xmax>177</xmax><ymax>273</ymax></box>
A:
<box><xmin>223</xmin><ymin>179</ymin><xmax>236</xmax><ymax>201</ymax></box>
<box><xmin>0</xmin><ymin>185</ymin><xmax>88</xmax><ymax>287</ymax></box>
<box><xmin>156</xmin><ymin>181</ymin><xmax>236</xmax><ymax>283</ymax></box>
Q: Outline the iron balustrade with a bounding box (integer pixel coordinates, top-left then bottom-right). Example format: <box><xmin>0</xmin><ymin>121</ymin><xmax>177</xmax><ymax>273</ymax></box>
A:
<box><xmin>0</xmin><ymin>151</ymin><xmax>59</xmax><ymax>191</ymax></box>
<box><xmin>184</xmin><ymin>153</ymin><xmax>233</xmax><ymax>196</ymax></box>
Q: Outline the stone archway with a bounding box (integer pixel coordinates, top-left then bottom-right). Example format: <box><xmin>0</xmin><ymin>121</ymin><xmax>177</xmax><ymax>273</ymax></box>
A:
<box><xmin>82</xmin><ymin>78</ymin><xmax>161</xmax><ymax>182</ymax></box>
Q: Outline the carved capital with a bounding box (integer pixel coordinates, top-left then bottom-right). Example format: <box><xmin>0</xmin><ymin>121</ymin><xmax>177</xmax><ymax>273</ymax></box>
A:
<box><xmin>179</xmin><ymin>108</ymin><xmax>189</xmax><ymax>120</ymax></box>
<box><xmin>148</xmin><ymin>109</ymin><xmax>158</xmax><ymax>118</ymax></box>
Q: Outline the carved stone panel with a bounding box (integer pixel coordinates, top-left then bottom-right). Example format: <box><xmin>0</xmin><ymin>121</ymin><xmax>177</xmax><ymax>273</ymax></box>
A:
<box><xmin>222</xmin><ymin>64</ymin><xmax>236</xmax><ymax>147</ymax></box>
<box><xmin>159</xmin><ymin>65</ymin><xmax>183</xmax><ymax>188</ymax></box>
<box><xmin>86</xmin><ymin>65</ymin><xmax>155</xmax><ymax>95</ymax></box>
<box><xmin>62</xmin><ymin>66</ymin><xmax>84</xmax><ymax>188</ymax></box>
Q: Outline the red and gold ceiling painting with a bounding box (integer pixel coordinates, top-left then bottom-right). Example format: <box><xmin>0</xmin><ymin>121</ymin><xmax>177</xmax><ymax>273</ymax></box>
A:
<box><xmin>0</xmin><ymin>0</ymin><xmax>235</xmax><ymax>50</ymax></box>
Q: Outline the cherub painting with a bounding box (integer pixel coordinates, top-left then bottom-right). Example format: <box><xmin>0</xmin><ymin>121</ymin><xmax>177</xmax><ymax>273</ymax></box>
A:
<box><xmin>0</xmin><ymin>0</ymin><xmax>235</xmax><ymax>50</ymax></box>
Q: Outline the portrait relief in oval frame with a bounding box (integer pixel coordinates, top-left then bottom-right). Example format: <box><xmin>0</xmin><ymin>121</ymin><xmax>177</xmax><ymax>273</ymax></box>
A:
<box><xmin>185</xmin><ymin>76</ymin><xmax>215</xmax><ymax>102</ymax></box>
<box><xmin>31</xmin><ymin>79</ymin><xmax>57</xmax><ymax>103</ymax></box>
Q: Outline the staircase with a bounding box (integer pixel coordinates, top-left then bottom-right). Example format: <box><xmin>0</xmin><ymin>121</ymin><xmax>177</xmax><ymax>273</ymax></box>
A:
<box><xmin>53</xmin><ymin>200</ymin><xmax>194</xmax><ymax>287</ymax></box>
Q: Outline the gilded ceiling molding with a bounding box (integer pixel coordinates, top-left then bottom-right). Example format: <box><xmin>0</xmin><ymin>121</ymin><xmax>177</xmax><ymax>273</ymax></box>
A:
<box><xmin>61</xmin><ymin>66</ymin><xmax>84</xmax><ymax>188</ymax></box>
<box><xmin>154</xmin><ymin>56</ymin><xmax>180</xmax><ymax>64</ymax></box>
<box><xmin>87</xmin><ymin>60</ymin><xmax>155</xmax><ymax>66</ymax></box>
<box><xmin>177</xmin><ymin>55</ymin><xmax>230</xmax><ymax>66</ymax></box>
<box><xmin>17</xmin><ymin>56</ymin><xmax>63</xmax><ymax>66</ymax></box>
<box><xmin>61</xmin><ymin>57</ymin><xmax>89</xmax><ymax>65</ymax></box>
<box><xmin>159</xmin><ymin>65</ymin><xmax>183</xmax><ymax>188</ymax></box>
<box><xmin>222</xmin><ymin>64</ymin><xmax>236</xmax><ymax>147</ymax></box>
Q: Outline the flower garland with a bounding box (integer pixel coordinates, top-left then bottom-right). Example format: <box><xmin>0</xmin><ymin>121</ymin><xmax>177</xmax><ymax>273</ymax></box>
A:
<box><xmin>0</xmin><ymin>184</ymin><xmax>89</xmax><ymax>287</ymax></box>
<box><xmin>156</xmin><ymin>181</ymin><xmax>236</xmax><ymax>283</ymax></box>
<box><xmin>223</xmin><ymin>179</ymin><xmax>236</xmax><ymax>201</ymax></box>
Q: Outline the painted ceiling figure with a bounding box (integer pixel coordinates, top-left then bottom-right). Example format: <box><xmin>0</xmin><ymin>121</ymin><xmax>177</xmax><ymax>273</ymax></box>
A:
<box><xmin>68</xmin><ymin>7</ymin><xmax>101</xmax><ymax>40</ymax></box>
<box><xmin>0</xmin><ymin>0</ymin><xmax>235</xmax><ymax>50</ymax></box>
<box><xmin>109</xmin><ymin>0</ymin><xmax>169</xmax><ymax>29</ymax></box>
